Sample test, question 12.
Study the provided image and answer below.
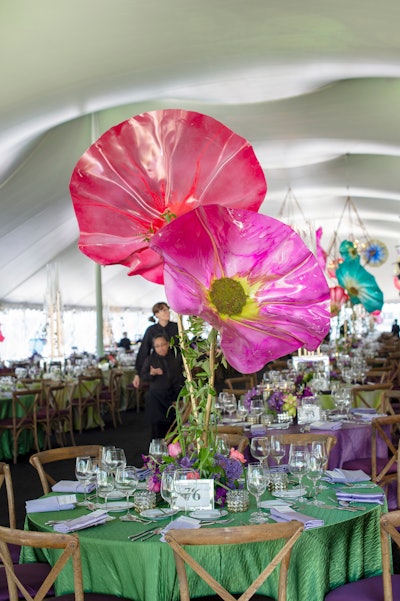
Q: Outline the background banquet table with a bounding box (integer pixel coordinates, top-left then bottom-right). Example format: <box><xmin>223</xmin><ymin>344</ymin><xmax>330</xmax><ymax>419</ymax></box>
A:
<box><xmin>23</xmin><ymin>486</ymin><xmax>385</xmax><ymax>601</ymax></box>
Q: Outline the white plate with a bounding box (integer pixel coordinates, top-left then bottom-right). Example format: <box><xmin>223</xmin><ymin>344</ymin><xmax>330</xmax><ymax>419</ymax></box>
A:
<box><xmin>271</xmin><ymin>488</ymin><xmax>306</xmax><ymax>499</ymax></box>
<box><xmin>266</xmin><ymin>422</ymin><xmax>291</xmax><ymax>430</ymax></box>
<box><xmin>259</xmin><ymin>500</ymin><xmax>292</xmax><ymax>509</ymax></box>
<box><xmin>104</xmin><ymin>501</ymin><xmax>134</xmax><ymax>512</ymax></box>
<box><xmin>140</xmin><ymin>508</ymin><xmax>178</xmax><ymax>520</ymax></box>
<box><xmin>189</xmin><ymin>510</ymin><xmax>228</xmax><ymax>520</ymax></box>
<box><xmin>99</xmin><ymin>491</ymin><xmax>125</xmax><ymax>500</ymax></box>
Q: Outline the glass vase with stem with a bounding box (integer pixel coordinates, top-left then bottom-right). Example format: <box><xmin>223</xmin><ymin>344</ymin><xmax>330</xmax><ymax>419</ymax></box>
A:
<box><xmin>250</xmin><ymin>437</ymin><xmax>270</xmax><ymax>469</ymax></box>
<box><xmin>270</xmin><ymin>435</ymin><xmax>286</xmax><ymax>466</ymax></box>
<box><xmin>306</xmin><ymin>452</ymin><xmax>324</xmax><ymax>505</ymax></box>
<box><xmin>172</xmin><ymin>468</ymin><xmax>197</xmax><ymax>515</ymax></box>
<box><xmin>115</xmin><ymin>466</ymin><xmax>139</xmax><ymax>520</ymax></box>
<box><xmin>246</xmin><ymin>462</ymin><xmax>269</xmax><ymax>524</ymax></box>
<box><xmin>288</xmin><ymin>444</ymin><xmax>309</xmax><ymax>502</ymax></box>
<box><xmin>96</xmin><ymin>466</ymin><xmax>115</xmax><ymax>511</ymax></box>
<box><xmin>75</xmin><ymin>456</ymin><xmax>93</xmax><ymax>507</ymax></box>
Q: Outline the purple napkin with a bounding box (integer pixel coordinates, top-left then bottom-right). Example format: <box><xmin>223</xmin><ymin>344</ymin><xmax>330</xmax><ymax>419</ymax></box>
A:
<box><xmin>270</xmin><ymin>507</ymin><xmax>324</xmax><ymax>529</ymax></box>
<box><xmin>336</xmin><ymin>491</ymin><xmax>384</xmax><ymax>505</ymax></box>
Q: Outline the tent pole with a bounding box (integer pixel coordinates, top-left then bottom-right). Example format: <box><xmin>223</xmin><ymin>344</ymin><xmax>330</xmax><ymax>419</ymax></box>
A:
<box><xmin>96</xmin><ymin>264</ymin><xmax>104</xmax><ymax>357</ymax></box>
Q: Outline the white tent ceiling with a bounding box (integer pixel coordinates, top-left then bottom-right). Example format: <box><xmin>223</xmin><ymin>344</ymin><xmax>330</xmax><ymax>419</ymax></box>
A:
<box><xmin>1</xmin><ymin>0</ymin><xmax>400</xmax><ymax>312</ymax></box>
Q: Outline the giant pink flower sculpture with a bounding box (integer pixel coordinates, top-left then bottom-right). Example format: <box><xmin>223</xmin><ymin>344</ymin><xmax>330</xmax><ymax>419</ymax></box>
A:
<box><xmin>150</xmin><ymin>205</ymin><xmax>330</xmax><ymax>374</ymax></box>
<box><xmin>70</xmin><ymin>109</ymin><xmax>266</xmax><ymax>284</ymax></box>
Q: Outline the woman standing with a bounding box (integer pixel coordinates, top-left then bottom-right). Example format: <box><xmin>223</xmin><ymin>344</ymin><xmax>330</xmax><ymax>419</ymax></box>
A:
<box><xmin>132</xmin><ymin>302</ymin><xmax>179</xmax><ymax>389</ymax></box>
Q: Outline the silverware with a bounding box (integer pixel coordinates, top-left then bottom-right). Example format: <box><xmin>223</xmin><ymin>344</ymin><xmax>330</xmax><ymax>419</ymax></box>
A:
<box><xmin>128</xmin><ymin>525</ymin><xmax>158</xmax><ymax>541</ymax></box>
<box><xmin>200</xmin><ymin>517</ymin><xmax>235</xmax><ymax>526</ymax></box>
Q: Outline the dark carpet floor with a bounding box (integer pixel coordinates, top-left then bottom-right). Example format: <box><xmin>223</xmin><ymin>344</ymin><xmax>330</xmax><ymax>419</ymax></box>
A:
<box><xmin>1</xmin><ymin>407</ymin><xmax>152</xmax><ymax>529</ymax></box>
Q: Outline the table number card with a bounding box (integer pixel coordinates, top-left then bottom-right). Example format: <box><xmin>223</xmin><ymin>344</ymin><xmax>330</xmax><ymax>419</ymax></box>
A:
<box><xmin>172</xmin><ymin>478</ymin><xmax>215</xmax><ymax>511</ymax></box>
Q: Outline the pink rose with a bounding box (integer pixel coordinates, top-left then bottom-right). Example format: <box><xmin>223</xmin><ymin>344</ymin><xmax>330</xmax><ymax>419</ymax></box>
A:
<box><xmin>187</xmin><ymin>471</ymin><xmax>200</xmax><ymax>480</ymax></box>
<box><xmin>229</xmin><ymin>449</ymin><xmax>246</xmax><ymax>463</ymax></box>
<box><xmin>147</xmin><ymin>475</ymin><xmax>160</xmax><ymax>493</ymax></box>
<box><xmin>168</xmin><ymin>441</ymin><xmax>182</xmax><ymax>458</ymax></box>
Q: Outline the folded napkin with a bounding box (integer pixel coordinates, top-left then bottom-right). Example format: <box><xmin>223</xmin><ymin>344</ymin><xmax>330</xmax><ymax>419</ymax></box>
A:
<box><xmin>53</xmin><ymin>509</ymin><xmax>108</xmax><ymax>533</ymax></box>
<box><xmin>160</xmin><ymin>516</ymin><xmax>201</xmax><ymax>542</ymax></box>
<box><xmin>351</xmin><ymin>410</ymin><xmax>382</xmax><ymax>422</ymax></box>
<box><xmin>250</xmin><ymin>425</ymin><xmax>267</xmax><ymax>436</ymax></box>
<box><xmin>310</xmin><ymin>420</ymin><xmax>342</xmax><ymax>431</ymax></box>
<box><xmin>52</xmin><ymin>480</ymin><xmax>96</xmax><ymax>493</ymax></box>
<box><xmin>270</xmin><ymin>507</ymin><xmax>324</xmax><ymax>530</ymax></box>
<box><xmin>136</xmin><ymin>468</ymin><xmax>152</xmax><ymax>481</ymax></box>
<box><xmin>336</xmin><ymin>491</ymin><xmax>385</xmax><ymax>505</ymax></box>
<box><xmin>26</xmin><ymin>495</ymin><xmax>77</xmax><ymax>513</ymax></box>
<box><xmin>323</xmin><ymin>468</ymin><xmax>371</xmax><ymax>484</ymax></box>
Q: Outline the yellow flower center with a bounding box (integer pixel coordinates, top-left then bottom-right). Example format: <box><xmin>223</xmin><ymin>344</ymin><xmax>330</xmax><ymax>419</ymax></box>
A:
<box><xmin>348</xmin><ymin>286</ymin><xmax>358</xmax><ymax>296</ymax></box>
<box><xmin>209</xmin><ymin>278</ymin><xmax>247</xmax><ymax>316</ymax></box>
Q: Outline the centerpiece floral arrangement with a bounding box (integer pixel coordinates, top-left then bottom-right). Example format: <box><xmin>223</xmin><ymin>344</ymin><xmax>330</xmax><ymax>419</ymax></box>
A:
<box><xmin>70</xmin><ymin>109</ymin><xmax>330</xmax><ymax>503</ymax></box>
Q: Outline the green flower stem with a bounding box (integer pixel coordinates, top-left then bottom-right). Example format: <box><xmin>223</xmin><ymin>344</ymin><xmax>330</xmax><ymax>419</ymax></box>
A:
<box><xmin>177</xmin><ymin>314</ymin><xmax>199</xmax><ymax>425</ymax></box>
<box><xmin>203</xmin><ymin>328</ymin><xmax>217</xmax><ymax>447</ymax></box>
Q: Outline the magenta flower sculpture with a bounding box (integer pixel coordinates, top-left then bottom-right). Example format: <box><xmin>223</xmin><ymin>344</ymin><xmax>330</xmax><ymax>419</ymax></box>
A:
<box><xmin>150</xmin><ymin>204</ymin><xmax>330</xmax><ymax>374</ymax></box>
<box><xmin>336</xmin><ymin>241</ymin><xmax>384</xmax><ymax>313</ymax></box>
<box><xmin>70</xmin><ymin>109</ymin><xmax>266</xmax><ymax>284</ymax></box>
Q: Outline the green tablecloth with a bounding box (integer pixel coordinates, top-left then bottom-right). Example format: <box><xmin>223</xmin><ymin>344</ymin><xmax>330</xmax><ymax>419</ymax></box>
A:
<box><xmin>22</xmin><ymin>485</ymin><xmax>385</xmax><ymax>601</ymax></box>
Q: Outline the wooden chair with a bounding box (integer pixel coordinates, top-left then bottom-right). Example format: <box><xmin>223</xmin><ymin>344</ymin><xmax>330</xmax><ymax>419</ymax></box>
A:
<box><xmin>325</xmin><ymin>510</ymin><xmax>400</xmax><ymax>601</ymax></box>
<box><xmin>0</xmin><ymin>525</ymin><xmax>132</xmax><ymax>601</ymax></box>
<box><xmin>273</xmin><ymin>433</ymin><xmax>337</xmax><ymax>459</ymax></box>
<box><xmin>99</xmin><ymin>368</ymin><xmax>123</xmax><ymax>428</ymax></box>
<box><xmin>342</xmin><ymin>415</ymin><xmax>400</xmax><ymax>507</ymax></box>
<box><xmin>165</xmin><ymin>521</ymin><xmax>304</xmax><ymax>601</ymax></box>
<box><xmin>216</xmin><ymin>425</ymin><xmax>245</xmax><ymax>435</ymax></box>
<box><xmin>351</xmin><ymin>383</ymin><xmax>393</xmax><ymax>413</ymax></box>
<box><xmin>29</xmin><ymin>445</ymin><xmax>103</xmax><ymax>495</ymax></box>
<box><xmin>46</xmin><ymin>383</ymin><xmax>76</xmax><ymax>447</ymax></box>
<box><xmin>0</xmin><ymin>389</ymin><xmax>41</xmax><ymax>463</ymax></box>
<box><xmin>70</xmin><ymin>374</ymin><xmax>103</xmax><ymax>434</ymax></box>
<box><xmin>225</xmin><ymin>374</ymin><xmax>257</xmax><ymax>392</ymax></box>
<box><xmin>215</xmin><ymin>432</ymin><xmax>249</xmax><ymax>454</ymax></box>
<box><xmin>0</xmin><ymin>462</ymin><xmax>19</xmax><ymax>565</ymax></box>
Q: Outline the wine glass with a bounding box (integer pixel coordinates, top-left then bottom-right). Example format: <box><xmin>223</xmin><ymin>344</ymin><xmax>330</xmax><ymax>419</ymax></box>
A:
<box><xmin>96</xmin><ymin>466</ymin><xmax>115</xmax><ymax>510</ymax></box>
<box><xmin>246</xmin><ymin>462</ymin><xmax>268</xmax><ymax>524</ymax></box>
<box><xmin>307</xmin><ymin>452</ymin><xmax>324</xmax><ymax>504</ymax></box>
<box><xmin>250</xmin><ymin>437</ymin><xmax>270</xmax><ymax>468</ymax></box>
<box><xmin>104</xmin><ymin>447</ymin><xmax>126</xmax><ymax>474</ymax></box>
<box><xmin>160</xmin><ymin>469</ymin><xmax>176</xmax><ymax>517</ymax></box>
<box><xmin>311</xmin><ymin>441</ymin><xmax>328</xmax><ymax>470</ymax></box>
<box><xmin>173</xmin><ymin>469</ymin><xmax>197</xmax><ymax>515</ymax></box>
<box><xmin>249</xmin><ymin>398</ymin><xmax>264</xmax><ymax>423</ymax></box>
<box><xmin>288</xmin><ymin>444</ymin><xmax>309</xmax><ymax>502</ymax></box>
<box><xmin>149</xmin><ymin>439</ymin><xmax>168</xmax><ymax>462</ymax></box>
<box><xmin>115</xmin><ymin>466</ymin><xmax>139</xmax><ymax>520</ymax></box>
<box><xmin>75</xmin><ymin>456</ymin><xmax>93</xmax><ymax>506</ymax></box>
<box><xmin>270</xmin><ymin>435</ymin><xmax>286</xmax><ymax>466</ymax></box>
<box><xmin>224</xmin><ymin>394</ymin><xmax>237</xmax><ymax>419</ymax></box>
<box><xmin>237</xmin><ymin>398</ymin><xmax>248</xmax><ymax>421</ymax></box>
<box><xmin>215</xmin><ymin>434</ymin><xmax>230</xmax><ymax>456</ymax></box>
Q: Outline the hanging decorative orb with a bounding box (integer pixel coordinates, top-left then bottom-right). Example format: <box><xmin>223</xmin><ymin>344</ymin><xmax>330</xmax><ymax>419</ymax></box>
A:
<box><xmin>361</xmin><ymin>239</ymin><xmax>388</xmax><ymax>267</ymax></box>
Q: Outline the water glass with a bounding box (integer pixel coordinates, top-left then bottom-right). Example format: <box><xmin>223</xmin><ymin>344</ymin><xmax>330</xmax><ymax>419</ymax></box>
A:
<box><xmin>246</xmin><ymin>463</ymin><xmax>268</xmax><ymax>524</ymax></box>
<box><xmin>75</xmin><ymin>456</ymin><xmax>93</xmax><ymax>506</ymax></box>
<box><xmin>96</xmin><ymin>466</ymin><xmax>115</xmax><ymax>510</ymax></box>
<box><xmin>115</xmin><ymin>466</ymin><xmax>139</xmax><ymax>519</ymax></box>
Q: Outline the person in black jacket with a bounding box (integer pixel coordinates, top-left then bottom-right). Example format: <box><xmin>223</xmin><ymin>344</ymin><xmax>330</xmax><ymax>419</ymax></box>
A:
<box><xmin>140</xmin><ymin>334</ymin><xmax>185</xmax><ymax>439</ymax></box>
<box><xmin>132</xmin><ymin>302</ymin><xmax>179</xmax><ymax>389</ymax></box>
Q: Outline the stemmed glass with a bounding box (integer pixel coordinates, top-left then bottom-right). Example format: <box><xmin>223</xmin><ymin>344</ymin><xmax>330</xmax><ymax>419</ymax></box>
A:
<box><xmin>270</xmin><ymin>435</ymin><xmax>286</xmax><ymax>466</ymax></box>
<box><xmin>96</xmin><ymin>466</ymin><xmax>115</xmax><ymax>510</ymax></box>
<box><xmin>311</xmin><ymin>441</ymin><xmax>328</xmax><ymax>470</ymax></box>
<box><xmin>215</xmin><ymin>434</ymin><xmax>230</xmax><ymax>457</ymax></box>
<box><xmin>307</xmin><ymin>452</ymin><xmax>324</xmax><ymax>504</ymax></box>
<box><xmin>160</xmin><ymin>469</ymin><xmax>176</xmax><ymax>517</ymax></box>
<box><xmin>115</xmin><ymin>466</ymin><xmax>139</xmax><ymax>520</ymax></box>
<box><xmin>246</xmin><ymin>462</ymin><xmax>268</xmax><ymax>524</ymax></box>
<box><xmin>288</xmin><ymin>444</ymin><xmax>309</xmax><ymax>502</ymax></box>
<box><xmin>224</xmin><ymin>394</ymin><xmax>237</xmax><ymax>419</ymax></box>
<box><xmin>237</xmin><ymin>398</ymin><xmax>248</xmax><ymax>421</ymax></box>
<box><xmin>173</xmin><ymin>469</ymin><xmax>197</xmax><ymax>515</ymax></box>
<box><xmin>104</xmin><ymin>447</ymin><xmax>126</xmax><ymax>473</ymax></box>
<box><xmin>250</xmin><ymin>437</ymin><xmax>270</xmax><ymax>469</ymax></box>
<box><xmin>249</xmin><ymin>398</ymin><xmax>264</xmax><ymax>423</ymax></box>
<box><xmin>149</xmin><ymin>439</ymin><xmax>168</xmax><ymax>461</ymax></box>
<box><xmin>75</xmin><ymin>456</ymin><xmax>93</xmax><ymax>506</ymax></box>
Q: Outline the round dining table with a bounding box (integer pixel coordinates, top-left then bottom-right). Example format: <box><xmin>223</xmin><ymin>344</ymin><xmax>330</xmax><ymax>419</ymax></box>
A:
<box><xmin>22</xmin><ymin>484</ymin><xmax>386</xmax><ymax>601</ymax></box>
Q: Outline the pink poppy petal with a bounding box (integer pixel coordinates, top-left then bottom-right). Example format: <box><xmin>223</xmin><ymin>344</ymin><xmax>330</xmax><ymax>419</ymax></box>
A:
<box><xmin>151</xmin><ymin>205</ymin><xmax>330</xmax><ymax>373</ymax></box>
<box><xmin>70</xmin><ymin>109</ymin><xmax>266</xmax><ymax>283</ymax></box>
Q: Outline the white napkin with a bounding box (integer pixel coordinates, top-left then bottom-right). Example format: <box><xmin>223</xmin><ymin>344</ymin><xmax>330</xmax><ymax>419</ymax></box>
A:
<box><xmin>160</xmin><ymin>516</ymin><xmax>201</xmax><ymax>542</ymax></box>
<box><xmin>26</xmin><ymin>495</ymin><xmax>77</xmax><ymax>513</ymax></box>
<box><xmin>323</xmin><ymin>468</ymin><xmax>371</xmax><ymax>484</ymax></box>
<box><xmin>351</xmin><ymin>410</ymin><xmax>382</xmax><ymax>422</ymax></box>
<box><xmin>310</xmin><ymin>421</ymin><xmax>342</xmax><ymax>431</ymax></box>
<box><xmin>53</xmin><ymin>509</ymin><xmax>108</xmax><ymax>533</ymax></box>
<box><xmin>336</xmin><ymin>491</ymin><xmax>385</xmax><ymax>505</ymax></box>
<box><xmin>52</xmin><ymin>480</ymin><xmax>96</xmax><ymax>493</ymax></box>
<box><xmin>270</xmin><ymin>507</ymin><xmax>324</xmax><ymax>529</ymax></box>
